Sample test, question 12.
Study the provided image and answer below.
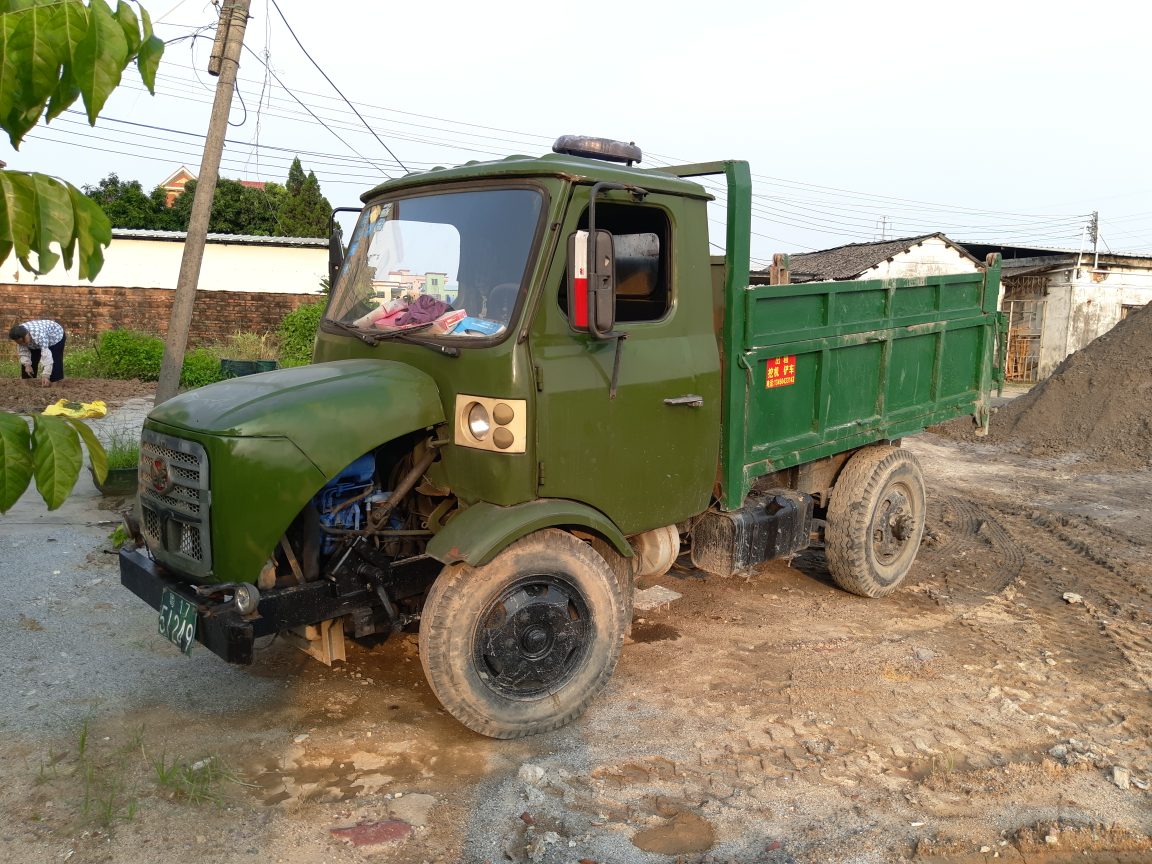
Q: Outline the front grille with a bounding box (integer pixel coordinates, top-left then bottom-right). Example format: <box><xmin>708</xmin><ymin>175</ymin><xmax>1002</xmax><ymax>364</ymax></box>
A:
<box><xmin>179</xmin><ymin>523</ymin><xmax>203</xmax><ymax>559</ymax></box>
<box><xmin>140</xmin><ymin>429</ymin><xmax>212</xmax><ymax>577</ymax></box>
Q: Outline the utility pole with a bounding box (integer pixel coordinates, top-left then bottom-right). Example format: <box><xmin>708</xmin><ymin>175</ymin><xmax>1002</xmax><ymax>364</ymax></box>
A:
<box><xmin>1090</xmin><ymin>210</ymin><xmax>1100</xmax><ymax>271</ymax></box>
<box><xmin>155</xmin><ymin>0</ymin><xmax>251</xmax><ymax>404</ymax></box>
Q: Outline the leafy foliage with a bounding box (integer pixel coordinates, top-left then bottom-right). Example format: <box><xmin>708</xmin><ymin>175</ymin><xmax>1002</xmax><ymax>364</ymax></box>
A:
<box><xmin>87</xmin><ymin>157</ymin><xmax>333</xmax><ymax>238</ymax></box>
<box><xmin>0</xmin><ymin>0</ymin><xmax>161</xmax><ymax>513</ymax></box>
<box><xmin>179</xmin><ymin>347</ymin><xmax>224</xmax><ymax>388</ymax></box>
<box><xmin>31</xmin><ymin>413</ymin><xmax>84</xmax><ymax>510</ymax></box>
<box><xmin>0</xmin><ymin>0</ymin><xmax>163</xmax><ymax>144</ymax></box>
<box><xmin>92</xmin><ymin>329</ymin><xmax>226</xmax><ymax>386</ymax></box>
<box><xmin>81</xmin><ymin>172</ymin><xmax>174</xmax><ymax>230</ymax></box>
<box><xmin>0</xmin><ymin>0</ymin><xmax>164</xmax><ymax>279</ymax></box>
<box><xmin>0</xmin><ymin>411</ymin><xmax>34</xmax><ymax>512</ymax></box>
<box><xmin>278</xmin><ymin>301</ymin><xmax>324</xmax><ymax>366</ymax></box>
<box><xmin>277</xmin><ymin>157</ymin><xmax>330</xmax><ymax>238</ymax></box>
<box><xmin>97</xmin><ymin>328</ymin><xmax>164</xmax><ymax>380</ymax></box>
<box><xmin>169</xmin><ymin>178</ymin><xmax>286</xmax><ymax>236</ymax></box>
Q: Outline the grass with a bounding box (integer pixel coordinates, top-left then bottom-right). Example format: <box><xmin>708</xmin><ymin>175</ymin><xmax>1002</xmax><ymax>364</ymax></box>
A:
<box><xmin>2</xmin><ymin>330</ymin><xmax>286</xmax><ymax>383</ymax></box>
<box><xmin>30</xmin><ymin>717</ymin><xmax>240</xmax><ymax>833</ymax></box>
<box><xmin>99</xmin><ymin>425</ymin><xmax>140</xmax><ymax>471</ymax></box>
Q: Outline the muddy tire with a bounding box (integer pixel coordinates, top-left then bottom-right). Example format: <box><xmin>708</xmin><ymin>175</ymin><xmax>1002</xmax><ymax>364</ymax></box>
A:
<box><xmin>825</xmin><ymin>446</ymin><xmax>926</xmax><ymax>598</ymax></box>
<box><xmin>588</xmin><ymin>535</ymin><xmax>635</xmax><ymax>636</ymax></box>
<box><xmin>419</xmin><ymin>529</ymin><xmax>626</xmax><ymax>739</ymax></box>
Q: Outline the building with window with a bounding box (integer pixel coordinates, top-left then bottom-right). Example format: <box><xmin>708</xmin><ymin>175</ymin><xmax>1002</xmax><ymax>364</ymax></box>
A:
<box><xmin>959</xmin><ymin>243</ymin><xmax>1152</xmax><ymax>381</ymax></box>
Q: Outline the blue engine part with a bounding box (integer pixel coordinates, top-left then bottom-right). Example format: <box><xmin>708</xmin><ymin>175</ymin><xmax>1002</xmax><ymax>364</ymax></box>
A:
<box><xmin>313</xmin><ymin>454</ymin><xmax>397</xmax><ymax>555</ymax></box>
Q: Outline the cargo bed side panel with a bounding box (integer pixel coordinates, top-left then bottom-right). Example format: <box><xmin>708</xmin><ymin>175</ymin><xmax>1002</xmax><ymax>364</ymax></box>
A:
<box><xmin>731</xmin><ymin>267</ymin><xmax>1000</xmax><ymax>502</ymax></box>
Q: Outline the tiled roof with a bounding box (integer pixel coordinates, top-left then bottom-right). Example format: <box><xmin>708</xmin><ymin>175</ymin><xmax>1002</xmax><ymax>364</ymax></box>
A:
<box><xmin>784</xmin><ymin>234</ymin><xmax>945</xmax><ymax>281</ymax></box>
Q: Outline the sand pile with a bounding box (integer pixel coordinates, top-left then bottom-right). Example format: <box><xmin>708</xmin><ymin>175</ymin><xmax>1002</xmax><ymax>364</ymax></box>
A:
<box><xmin>940</xmin><ymin>301</ymin><xmax>1152</xmax><ymax>465</ymax></box>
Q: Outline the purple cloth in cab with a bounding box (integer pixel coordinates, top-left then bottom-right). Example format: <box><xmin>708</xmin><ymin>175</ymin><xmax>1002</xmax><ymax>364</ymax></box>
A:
<box><xmin>396</xmin><ymin>294</ymin><xmax>449</xmax><ymax>326</ymax></box>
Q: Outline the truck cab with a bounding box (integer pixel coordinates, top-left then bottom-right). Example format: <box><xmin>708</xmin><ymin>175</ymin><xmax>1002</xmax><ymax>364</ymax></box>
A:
<box><xmin>121</xmin><ymin>137</ymin><xmax>1003</xmax><ymax>738</ymax></box>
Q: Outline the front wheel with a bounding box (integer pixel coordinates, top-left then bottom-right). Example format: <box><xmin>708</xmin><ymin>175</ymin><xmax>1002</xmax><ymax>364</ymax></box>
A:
<box><xmin>419</xmin><ymin>529</ymin><xmax>626</xmax><ymax>739</ymax></box>
<box><xmin>825</xmin><ymin>446</ymin><xmax>926</xmax><ymax>598</ymax></box>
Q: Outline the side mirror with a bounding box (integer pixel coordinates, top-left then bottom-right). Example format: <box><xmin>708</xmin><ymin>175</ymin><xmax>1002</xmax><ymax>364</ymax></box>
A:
<box><xmin>567</xmin><ymin>229</ymin><xmax>616</xmax><ymax>335</ymax></box>
<box><xmin>328</xmin><ymin>229</ymin><xmax>344</xmax><ymax>286</ymax></box>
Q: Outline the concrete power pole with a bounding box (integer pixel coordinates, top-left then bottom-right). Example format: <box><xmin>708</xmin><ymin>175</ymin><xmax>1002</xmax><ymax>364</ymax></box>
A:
<box><xmin>155</xmin><ymin>0</ymin><xmax>252</xmax><ymax>405</ymax></box>
<box><xmin>1090</xmin><ymin>210</ymin><xmax>1100</xmax><ymax>271</ymax></box>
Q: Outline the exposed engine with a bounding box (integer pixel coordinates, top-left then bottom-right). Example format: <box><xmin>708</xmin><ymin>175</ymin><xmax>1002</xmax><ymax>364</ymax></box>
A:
<box><xmin>312</xmin><ymin>454</ymin><xmax>398</xmax><ymax>556</ymax></box>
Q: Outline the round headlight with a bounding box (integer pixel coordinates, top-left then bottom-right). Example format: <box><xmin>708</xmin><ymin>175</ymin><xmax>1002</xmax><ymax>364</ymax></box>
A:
<box><xmin>235</xmin><ymin>583</ymin><xmax>260</xmax><ymax>615</ymax></box>
<box><xmin>468</xmin><ymin>402</ymin><xmax>490</xmax><ymax>440</ymax></box>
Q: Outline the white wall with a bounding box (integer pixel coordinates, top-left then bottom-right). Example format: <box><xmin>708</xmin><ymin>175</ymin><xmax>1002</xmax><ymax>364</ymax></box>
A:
<box><xmin>859</xmin><ymin>237</ymin><xmax>980</xmax><ymax>280</ymax></box>
<box><xmin>1</xmin><ymin>237</ymin><xmax>328</xmax><ymax>295</ymax></box>
<box><xmin>1036</xmin><ymin>265</ymin><xmax>1152</xmax><ymax>378</ymax></box>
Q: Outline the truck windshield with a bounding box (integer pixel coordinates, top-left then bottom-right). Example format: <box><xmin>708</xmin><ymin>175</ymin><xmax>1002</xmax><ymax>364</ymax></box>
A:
<box><xmin>326</xmin><ymin>187</ymin><xmax>544</xmax><ymax>341</ymax></box>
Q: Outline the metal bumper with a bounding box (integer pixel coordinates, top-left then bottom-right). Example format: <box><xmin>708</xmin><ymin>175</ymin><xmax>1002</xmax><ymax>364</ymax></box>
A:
<box><xmin>119</xmin><ymin>546</ymin><xmax>417</xmax><ymax>665</ymax></box>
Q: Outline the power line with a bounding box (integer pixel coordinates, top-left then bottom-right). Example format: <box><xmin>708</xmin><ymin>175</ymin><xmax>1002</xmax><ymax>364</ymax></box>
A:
<box><xmin>267</xmin><ymin>0</ymin><xmax>407</xmax><ymax>173</ymax></box>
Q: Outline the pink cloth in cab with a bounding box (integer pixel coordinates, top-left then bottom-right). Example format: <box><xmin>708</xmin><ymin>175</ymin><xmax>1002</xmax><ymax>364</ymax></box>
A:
<box><xmin>396</xmin><ymin>294</ymin><xmax>450</xmax><ymax>326</ymax></box>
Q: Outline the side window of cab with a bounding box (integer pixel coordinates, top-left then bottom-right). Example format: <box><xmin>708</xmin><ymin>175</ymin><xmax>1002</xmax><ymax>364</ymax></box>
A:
<box><xmin>559</xmin><ymin>203</ymin><xmax>671</xmax><ymax>324</ymax></box>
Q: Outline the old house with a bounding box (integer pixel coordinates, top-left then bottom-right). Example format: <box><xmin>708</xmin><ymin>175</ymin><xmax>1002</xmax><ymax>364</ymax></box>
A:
<box><xmin>779</xmin><ymin>233</ymin><xmax>983</xmax><ymax>283</ymax></box>
<box><xmin>159</xmin><ymin>165</ymin><xmax>196</xmax><ymax>206</ymax></box>
<box><xmin>960</xmin><ymin>242</ymin><xmax>1152</xmax><ymax>381</ymax></box>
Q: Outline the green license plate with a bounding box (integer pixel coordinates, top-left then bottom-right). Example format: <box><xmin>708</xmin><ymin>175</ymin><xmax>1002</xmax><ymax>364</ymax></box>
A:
<box><xmin>158</xmin><ymin>589</ymin><xmax>197</xmax><ymax>656</ymax></box>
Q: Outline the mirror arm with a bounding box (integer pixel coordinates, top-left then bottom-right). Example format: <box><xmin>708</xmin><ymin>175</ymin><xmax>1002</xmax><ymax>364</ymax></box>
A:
<box><xmin>327</xmin><ymin>206</ymin><xmax>363</xmax><ymax>288</ymax></box>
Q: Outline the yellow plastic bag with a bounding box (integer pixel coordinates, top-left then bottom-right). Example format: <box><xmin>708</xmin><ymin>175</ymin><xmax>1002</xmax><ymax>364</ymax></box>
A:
<box><xmin>42</xmin><ymin>399</ymin><xmax>107</xmax><ymax>419</ymax></box>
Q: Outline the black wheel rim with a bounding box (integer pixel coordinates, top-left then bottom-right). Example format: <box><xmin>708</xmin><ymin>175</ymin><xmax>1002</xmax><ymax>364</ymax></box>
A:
<box><xmin>472</xmin><ymin>574</ymin><xmax>591</xmax><ymax>701</ymax></box>
<box><xmin>870</xmin><ymin>482</ymin><xmax>917</xmax><ymax>568</ymax></box>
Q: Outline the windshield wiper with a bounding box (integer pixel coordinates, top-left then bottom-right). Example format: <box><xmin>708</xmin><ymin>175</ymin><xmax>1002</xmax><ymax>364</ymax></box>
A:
<box><xmin>329</xmin><ymin>320</ymin><xmax>460</xmax><ymax>358</ymax></box>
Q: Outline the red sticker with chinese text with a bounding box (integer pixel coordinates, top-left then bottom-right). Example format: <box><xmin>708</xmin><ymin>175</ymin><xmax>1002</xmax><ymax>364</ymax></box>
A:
<box><xmin>765</xmin><ymin>355</ymin><xmax>796</xmax><ymax>389</ymax></box>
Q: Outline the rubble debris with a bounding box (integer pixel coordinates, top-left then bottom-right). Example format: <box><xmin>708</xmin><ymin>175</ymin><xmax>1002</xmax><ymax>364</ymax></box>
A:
<box><xmin>633</xmin><ymin>586</ymin><xmax>683</xmax><ymax>612</ymax></box>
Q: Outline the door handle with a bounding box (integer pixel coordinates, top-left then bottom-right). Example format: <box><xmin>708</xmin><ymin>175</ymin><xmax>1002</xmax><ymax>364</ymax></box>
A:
<box><xmin>664</xmin><ymin>395</ymin><xmax>704</xmax><ymax>408</ymax></box>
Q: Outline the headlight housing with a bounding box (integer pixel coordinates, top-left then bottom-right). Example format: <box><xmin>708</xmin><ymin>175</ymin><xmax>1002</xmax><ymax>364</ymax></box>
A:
<box><xmin>235</xmin><ymin>583</ymin><xmax>260</xmax><ymax>615</ymax></box>
<box><xmin>467</xmin><ymin>402</ymin><xmax>491</xmax><ymax>440</ymax></box>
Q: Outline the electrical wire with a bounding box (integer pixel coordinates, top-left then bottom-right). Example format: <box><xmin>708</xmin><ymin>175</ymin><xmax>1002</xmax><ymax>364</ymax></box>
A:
<box><xmin>267</xmin><ymin>0</ymin><xmax>407</xmax><ymax>173</ymax></box>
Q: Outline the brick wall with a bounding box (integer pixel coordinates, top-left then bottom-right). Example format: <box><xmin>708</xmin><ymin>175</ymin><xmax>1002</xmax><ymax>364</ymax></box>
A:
<box><xmin>0</xmin><ymin>284</ymin><xmax>325</xmax><ymax>345</ymax></box>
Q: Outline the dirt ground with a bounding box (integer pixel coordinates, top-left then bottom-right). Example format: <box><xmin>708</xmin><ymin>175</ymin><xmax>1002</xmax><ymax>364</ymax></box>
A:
<box><xmin>1</xmin><ymin>431</ymin><xmax>1151</xmax><ymax>864</ymax></box>
<box><xmin>0</xmin><ymin>378</ymin><xmax>156</xmax><ymax>414</ymax></box>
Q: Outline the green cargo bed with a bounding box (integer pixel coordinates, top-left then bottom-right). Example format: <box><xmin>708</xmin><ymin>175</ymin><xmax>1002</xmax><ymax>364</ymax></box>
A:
<box><xmin>652</xmin><ymin>161</ymin><xmax>1005</xmax><ymax>510</ymax></box>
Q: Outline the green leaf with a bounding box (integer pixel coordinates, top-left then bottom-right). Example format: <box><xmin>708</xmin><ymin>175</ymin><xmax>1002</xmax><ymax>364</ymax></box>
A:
<box><xmin>0</xmin><ymin>411</ymin><xmax>34</xmax><ymax>513</ymax></box>
<box><xmin>114</xmin><ymin>0</ymin><xmax>137</xmax><ymax>57</ymax></box>
<box><xmin>31</xmin><ymin>413</ymin><xmax>82</xmax><ymax>510</ymax></box>
<box><xmin>44</xmin><ymin>0</ymin><xmax>86</xmax><ymax>123</ymax></box>
<box><xmin>73</xmin><ymin>0</ymin><xmax>126</xmax><ymax>124</ymax></box>
<box><xmin>134</xmin><ymin>4</ymin><xmax>159</xmax><ymax>93</ymax></box>
<box><xmin>66</xmin><ymin>416</ymin><xmax>107</xmax><ymax>484</ymax></box>
<box><xmin>27</xmin><ymin>171</ymin><xmax>72</xmax><ymax>273</ymax></box>
<box><xmin>0</xmin><ymin>11</ymin><xmax>21</xmax><ymax>132</ymax></box>
<box><xmin>7</xmin><ymin>2</ymin><xmax>59</xmax><ymax>144</ymax></box>
<box><xmin>68</xmin><ymin>179</ymin><xmax>109</xmax><ymax>278</ymax></box>
<box><xmin>0</xmin><ymin>169</ymin><xmax>36</xmax><ymax>270</ymax></box>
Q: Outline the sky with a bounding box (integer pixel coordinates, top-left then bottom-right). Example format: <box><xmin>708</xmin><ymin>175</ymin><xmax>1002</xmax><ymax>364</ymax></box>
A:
<box><xmin>5</xmin><ymin>0</ymin><xmax>1152</xmax><ymax>267</ymax></box>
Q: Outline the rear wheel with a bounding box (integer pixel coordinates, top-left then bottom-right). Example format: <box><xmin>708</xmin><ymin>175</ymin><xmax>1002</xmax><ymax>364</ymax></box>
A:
<box><xmin>825</xmin><ymin>446</ymin><xmax>925</xmax><ymax>598</ymax></box>
<box><xmin>419</xmin><ymin>529</ymin><xmax>626</xmax><ymax>739</ymax></box>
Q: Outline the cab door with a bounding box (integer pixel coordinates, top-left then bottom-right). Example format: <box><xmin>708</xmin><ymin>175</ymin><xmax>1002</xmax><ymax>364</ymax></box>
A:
<box><xmin>529</xmin><ymin>188</ymin><xmax>721</xmax><ymax>536</ymax></box>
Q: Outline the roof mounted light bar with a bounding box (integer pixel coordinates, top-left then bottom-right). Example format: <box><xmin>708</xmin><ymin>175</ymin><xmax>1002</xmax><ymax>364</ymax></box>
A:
<box><xmin>553</xmin><ymin>135</ymin><xmax>642</xmax><ymax>166</ymax></box>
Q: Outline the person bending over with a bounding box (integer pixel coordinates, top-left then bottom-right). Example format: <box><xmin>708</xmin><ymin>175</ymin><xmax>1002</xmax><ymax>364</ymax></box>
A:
<box><xmin>9</xmin><ymin>320</ymin><xmax>66</xmax><ymax>388</ymax></box>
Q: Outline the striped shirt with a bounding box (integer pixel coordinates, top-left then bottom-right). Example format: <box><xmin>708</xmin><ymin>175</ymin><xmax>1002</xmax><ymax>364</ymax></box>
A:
<box><xmin>16</xmin><ymin>319</ymin><xmax>64</xmax><ymax>379</ymax></box>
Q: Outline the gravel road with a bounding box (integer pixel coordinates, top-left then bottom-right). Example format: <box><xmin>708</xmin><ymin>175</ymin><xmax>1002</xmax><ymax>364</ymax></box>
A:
<box><xmin>0</xmin><ymin>412</ymin><xmax>1150</xmax><ymax>864</ymax></box>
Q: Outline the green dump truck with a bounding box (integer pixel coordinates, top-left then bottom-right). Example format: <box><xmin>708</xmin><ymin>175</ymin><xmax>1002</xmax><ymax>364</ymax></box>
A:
<box><xmin>120</xmin><ymin>136</ymin><xmax>1005</xmax><ymax>738</ymax></box>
